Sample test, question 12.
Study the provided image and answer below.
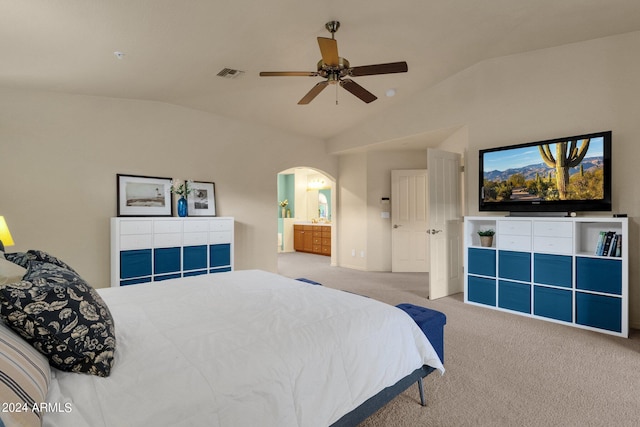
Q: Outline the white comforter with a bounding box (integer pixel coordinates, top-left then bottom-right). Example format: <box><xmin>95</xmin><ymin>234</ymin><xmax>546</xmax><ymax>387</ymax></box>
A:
<box><xmin>42</xmin><ymin>270</ymin><xmax>443</xmax><ymax>427</ymax></box>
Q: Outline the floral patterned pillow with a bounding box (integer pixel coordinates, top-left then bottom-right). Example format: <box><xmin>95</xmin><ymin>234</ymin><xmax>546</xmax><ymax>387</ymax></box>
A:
<box><xmin>4</xmin><ymin>250</ymin><xmax>78</xmax><ymax>273</ymax></box>
<box><xmin>3</xmin><ymin>251</ymin><xmax>31</xmax><ymax>268</ymax></box>
<box><xmin>0</xmin><ymin>261</ymin><xmax>116</xmax><ymax>377</ymax></box>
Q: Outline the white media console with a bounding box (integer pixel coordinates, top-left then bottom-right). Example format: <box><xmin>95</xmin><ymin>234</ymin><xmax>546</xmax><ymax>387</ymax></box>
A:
<box><xmin>464</xmin><ymin>216</ymin><xmax>628</xmax><ymax>337</ymax></box>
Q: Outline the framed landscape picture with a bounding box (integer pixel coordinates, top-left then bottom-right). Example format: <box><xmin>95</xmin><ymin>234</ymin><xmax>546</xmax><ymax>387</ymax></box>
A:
<box><xmin>187</xmin><ymin>181</ymin><xmax>216</xmax><ymax>216</ymax></box>
<box><xmin>117</xmin><ymin>174</ymin><xmax>173</xmax><ymax>217</ymax></box>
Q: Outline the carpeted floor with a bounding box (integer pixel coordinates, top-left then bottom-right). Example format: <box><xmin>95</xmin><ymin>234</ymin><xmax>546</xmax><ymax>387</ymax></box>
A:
<box><xmin>278</xmin><ymin>252</ymin><xmax>640</xmax><ymax>427</ymax></box>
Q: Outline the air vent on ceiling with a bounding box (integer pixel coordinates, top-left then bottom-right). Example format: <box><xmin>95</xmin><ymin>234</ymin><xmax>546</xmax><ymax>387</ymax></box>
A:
<box><xmin>217</xmin><ymin>68</ymin><xmax>245</xmax><ymax>79</ymax></box>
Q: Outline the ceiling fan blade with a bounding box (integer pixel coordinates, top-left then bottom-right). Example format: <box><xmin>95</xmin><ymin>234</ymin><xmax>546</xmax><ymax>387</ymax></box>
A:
<box><xmin>317</xmin><ymin>37</ymin><xmax>339</xmax><ymax>67</ymax></box>
<box><xmin>298</xmin><ymin>81</ymin><xmax>329</xmax><ymax>105</ymax></box>
<box><xmin>259</xmin><ymin>71</ymin><xmax>318</xmax><ymax>77</ymax></box>
<box><xmin>349</xmin><ymin>61</ymin><xmax>408</xmax><ymax>77</ymax></box>
<box><xmin>340</xmin><ymin>79</ymin><xmax>377</xmax><ymax>103</ymax></box>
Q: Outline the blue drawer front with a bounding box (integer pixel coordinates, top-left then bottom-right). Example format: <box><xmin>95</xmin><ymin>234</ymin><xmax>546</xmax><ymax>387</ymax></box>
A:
<box><xmin>576</xmin><ymin>293</ymin><xmax>621</xmax><ymax>332</ymax></box>
<box><xmin>498</xmin><ymin>280</ymin><xmax>531</xmax><ymax>314</ymax></box>
<box><xmin>533</xmin><ymin>286</ymin><xmax>572</xmax><ymax>322</ymax></box>
<box><xmin>183</xmin><ymin>245</ymin><xmax>208</xmax><ymax>271</ymax></box>
<box><xmin>534</xmin><ymin>253</ymin><xmax>572</xmax><ymax>288</ymax></box>
<box><xmin>210</xmin><ymin>266</ymin><xmax>232</xmax><ymax>274</ymax></box>
<box><xmin>184</xmin><ymin>269</ymin><xmax>208</xmax><ymax>277</ymax></box>
<box><xmin>121</xmin><ymin>277</ymin><xmax>151</xmax><ymax>286</ymax></box>
<box><xmin>468</xmin><ymin>276</ymin><xmax>496</xmax><ymax>306</ymax></box>
<box><xmin>576</xmin><ymin>257</ymin><xmax>622</xmax><ymax>295</ymax></box>
<box><xmin>154</xmin><ymin>273</ymin><xmax>182</xmax><ymax>282</ymax></box>
<box><xmin>210</xmin><ymin>244</ymin><xmax>231</xmax><ymax>268</ymax></box>
<box><xmin>468</xmin><ymin>248</ymin><xmax>496</xmax><ymax>277</ymax></box>
<box><xmin>120</xmin><ymin>249</ymin><xmax>152</xmax><ymax>279</ymax></box>
<box><xmin>498</xmin><ymin>251</ymin><xmax>531</xmax><ymax>282</ymax></box>
<box><xmin>154</xmin><ymin>247</ymin><xmax>181</xmax><ymax>275</ymax></box>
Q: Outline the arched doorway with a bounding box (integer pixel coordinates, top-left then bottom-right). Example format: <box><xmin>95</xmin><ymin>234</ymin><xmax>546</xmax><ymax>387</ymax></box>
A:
<box><xmin>276</xmin><ymin>167</ymin><xmax>336</xmax><ymax>268</ymax></box>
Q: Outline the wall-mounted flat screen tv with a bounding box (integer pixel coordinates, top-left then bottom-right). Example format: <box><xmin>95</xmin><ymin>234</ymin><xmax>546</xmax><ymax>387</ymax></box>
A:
<box><xmin>479</xmin><ymin>131</ymin><xmax>611</xmax><ymax>213</ymax></box>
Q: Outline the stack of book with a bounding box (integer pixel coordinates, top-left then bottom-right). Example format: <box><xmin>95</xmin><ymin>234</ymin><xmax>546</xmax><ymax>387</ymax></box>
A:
<box><xmin>594</xmin><ymin>231</ymin><xmax>622</xmax><ymax>257</ymax></box>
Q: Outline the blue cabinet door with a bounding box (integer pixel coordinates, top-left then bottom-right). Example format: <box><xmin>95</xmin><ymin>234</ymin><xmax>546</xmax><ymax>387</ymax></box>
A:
<box><xmin>498</xmin><ymin>280</ymin><xmax>531</xmax><ymax>314</ymax></box>
<box><xmin>154</xmin><ymin>247</ymin><xmax>181</xmax><ymax>275</ymax></box>
<box><xmin>576</xmin><ymin>293</ymin><xmax>621</xmax><ymax>333</ymax></box>
<box><xmin>576</xmin><ymin>257</ymin><xmax>622</xmax><ymax>295</ymax></box>
<box><xmin>533</xmin><ymin>286</ymin><xmax>572</xmax><ymax>322</ymax></box>
<box><xmin>183</xmin><ymin>245</ymin><xmax>208</xmax><ymax>271</ymax></box>
<box><xmin>210</xmin><ymin>244</ymin><xmax>231</xmax><ymax>270</ymax></box>
<box><xmin>534</xmin><ymin>253</ymin><xmax>572</xmax><ymax>288</ymax></box>
<box><xmin>120</xmin><ymin>249</ymin><xmax>152</xmax><ymax>279</ymax></box>
<box><xmin>498</xmin><ymin>251</ymin><xmax>531</xmax><ymax>282</ymax></box>
<box><xmin>468</xmin><ymin>248</ymin><xmax>496</xmax><ymax>277</ymax></box>
<box><xmin>468</xmin><ymin>276</ymin><xmax>496</xmax><ymax>306</ymax></box>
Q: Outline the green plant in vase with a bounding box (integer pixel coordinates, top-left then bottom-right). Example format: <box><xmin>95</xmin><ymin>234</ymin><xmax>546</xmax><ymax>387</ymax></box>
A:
<box><xmin>279</xmin><ymin>199</ymin><xmax>288</xmax><ymax>218</ymax></box>
<box><xmin>477</xmin><ymin>229</ymin><xmax>495</xmax><ymax>247</ymax></box>
<box><xmin>171</xmin><ymin>179</ymin><xmax>194</xmax><ymax>217</ymax></box>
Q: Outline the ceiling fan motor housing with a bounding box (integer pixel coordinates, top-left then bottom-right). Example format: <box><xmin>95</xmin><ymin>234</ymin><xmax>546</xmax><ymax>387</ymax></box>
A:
<box><xmin>317</xmin><ymin>57</ymin><xmax>350</xmax><ymax>81</ymax></box>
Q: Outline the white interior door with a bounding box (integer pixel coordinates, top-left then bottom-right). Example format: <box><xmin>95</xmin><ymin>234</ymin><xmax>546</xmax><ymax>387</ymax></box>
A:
<box><xmin>391</xmin><ymin>169</ymin><xmax>429</xmax><ymax>272</ymax></box>
<box><xmin>427</xmin><ymin>148</ymin><xmax>463</xmax><ymax>300</ymax></box>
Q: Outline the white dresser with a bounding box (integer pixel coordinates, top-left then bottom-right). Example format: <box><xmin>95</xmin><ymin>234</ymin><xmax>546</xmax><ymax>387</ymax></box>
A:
<box><xmin>110</xmin><ymin>217</ymin><xmax>234</xmax><ymax>287</ymax></box>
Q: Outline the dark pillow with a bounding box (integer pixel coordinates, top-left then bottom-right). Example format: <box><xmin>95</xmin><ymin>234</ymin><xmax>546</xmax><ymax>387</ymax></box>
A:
<box><xmin>0</xmin><ymin>261</ymin><xmax>116</xmax><ymax>377</ymax></box>
<box><xmin>3</xmin><ymin>251</ymin><xmax>31</xmax><ymax>269</ymax></box>
<box><xmin>4</xmin><ymin>250</ymin><xmax>78</xmax><ymax>274</ymax></box>
<box><xmin>24</xmin><ymin>249</ymin><xmax>79</xmax><ymax>274</ymax></box>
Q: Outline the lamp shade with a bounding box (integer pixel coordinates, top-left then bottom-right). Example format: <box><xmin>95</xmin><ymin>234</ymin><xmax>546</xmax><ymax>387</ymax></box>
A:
<box><xmin>0</xmin><ymin>216</ymin><xmax>15</xmax><ymax>247</ymax></box>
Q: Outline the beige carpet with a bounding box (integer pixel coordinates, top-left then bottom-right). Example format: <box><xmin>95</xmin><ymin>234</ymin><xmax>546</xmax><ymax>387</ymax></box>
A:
<box><xmin>278</xmin><ymin>252</ymin><xmax>640</xmax><ymax>427</ymax></box>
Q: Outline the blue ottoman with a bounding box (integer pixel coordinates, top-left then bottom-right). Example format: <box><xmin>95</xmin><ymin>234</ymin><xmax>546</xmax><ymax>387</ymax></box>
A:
<box><xmin>295</xmin><ymin>278</ymin><xmax>323</xmax><ymax>286</ymax></box>
<box><xmin>396</xmin><ymin>303</ymin><xmax>446</xmax><ymax>363</ymax></box>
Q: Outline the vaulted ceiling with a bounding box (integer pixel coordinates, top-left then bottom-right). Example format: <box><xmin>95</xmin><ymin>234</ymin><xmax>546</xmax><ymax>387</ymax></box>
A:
<box><xmin>3</xmin><ymin>0</ymin><xmax>640</xmax><ymax>140</ymax></box>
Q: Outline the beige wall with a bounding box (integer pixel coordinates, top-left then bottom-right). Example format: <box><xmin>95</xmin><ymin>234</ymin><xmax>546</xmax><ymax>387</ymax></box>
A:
<box><xmin>336</xmin><ymin>154</ymin><xmax>367</xmax><ymax>270</ymax></box>
<box><xmin>335</xmin><ymin>129</ymin><xmax>467</xmax><ymax>273</ymax></box>
<box><xmin>365</xmin><ymin>150</ymin><xmax>428</xmax><ymax>271</ymax></box>
<box><xmin>0</xmin><ymin>88</ymin><xmax>336</xmax><ymax>288</ymax></box>
<box><xmin>331</xmin><ymin>31</ymin><xmax>640</xmax><ymax>327</ymax></box>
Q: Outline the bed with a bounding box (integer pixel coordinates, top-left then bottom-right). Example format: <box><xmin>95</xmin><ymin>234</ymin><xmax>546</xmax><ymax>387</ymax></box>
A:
<box><xmin>1</xmin><ymin>251</ymin><xmax>443</xmax><ymax>427</ymax></box>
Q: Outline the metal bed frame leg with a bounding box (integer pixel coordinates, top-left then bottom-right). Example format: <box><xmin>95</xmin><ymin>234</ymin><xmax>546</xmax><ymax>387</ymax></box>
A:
<box><xmin>417</xmin><ymin>377</ymin><xmax>426</xmax><ymax>406</ymax></box>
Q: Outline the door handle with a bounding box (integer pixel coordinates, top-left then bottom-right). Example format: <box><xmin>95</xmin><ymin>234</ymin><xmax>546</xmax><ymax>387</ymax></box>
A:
<box><xmin>426</xmin><ymin>229</ymin><xmax>442</xmax><ymax>234</ymax></box>
<box><xmin>393</xmin><ymin>224</ymin><xmax>402</xmax><ymax>229</ymax></box>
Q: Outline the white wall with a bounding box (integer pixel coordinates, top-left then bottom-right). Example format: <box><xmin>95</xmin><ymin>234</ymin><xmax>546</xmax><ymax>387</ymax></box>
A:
<box><xmin>331</xmin><ymin>31</ymin><xmax>640</xmax><ymax>327</ymax></box>
<box><xmin>0</xmin><ymin>88</ymin><xmax>336</xmax><ymax>288</ymax></box>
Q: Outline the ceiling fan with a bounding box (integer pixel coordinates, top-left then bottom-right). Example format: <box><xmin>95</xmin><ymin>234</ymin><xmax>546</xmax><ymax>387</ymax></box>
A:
<box><xmin>259</xmin><ymin>21</ymin><xmax>408</xmax><ymax>105</ymax></box>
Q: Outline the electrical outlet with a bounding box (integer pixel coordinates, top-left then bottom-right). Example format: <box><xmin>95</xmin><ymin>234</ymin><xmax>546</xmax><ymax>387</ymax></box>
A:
<box><xmin>360</xmin><ymin>251</ymin><xmax>365</xmax><ymax>258</ymax></box>
<box><xmin>351</xmin><ymin>249</ymin><xmax>356</xmax><ymax>257</ymax></box>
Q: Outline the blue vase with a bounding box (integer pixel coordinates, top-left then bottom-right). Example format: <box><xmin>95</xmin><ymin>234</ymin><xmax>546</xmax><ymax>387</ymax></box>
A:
<box><xmin>177</xmin><ymin>196</ymin><xmax>188</xmax><ymax>217</ymax></box>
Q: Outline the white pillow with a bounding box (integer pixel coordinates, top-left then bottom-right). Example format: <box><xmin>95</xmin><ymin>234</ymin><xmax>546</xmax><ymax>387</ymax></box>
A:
<box><xmin>0</xmin><ymin>255</ymin><xmax>26</xmax><ymax>285</ymax></box>
<box><xmin>0</xmin><ymin>320</ymin><xmax>51</xmax><ymax>427</ymax></box>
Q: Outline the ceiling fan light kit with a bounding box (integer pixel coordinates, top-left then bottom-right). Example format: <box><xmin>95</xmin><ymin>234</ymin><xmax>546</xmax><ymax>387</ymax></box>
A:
<box><xmin>259</xmin><ymin>21</ymin><xmax>408</xmax><ymax>105</ymax></box>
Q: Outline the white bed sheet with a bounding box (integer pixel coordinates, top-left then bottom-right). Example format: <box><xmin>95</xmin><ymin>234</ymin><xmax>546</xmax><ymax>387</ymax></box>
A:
<box><xmin>42</xmin><ymin>270</ymin><xmax>443</xmax><ymax>427</ymax></box>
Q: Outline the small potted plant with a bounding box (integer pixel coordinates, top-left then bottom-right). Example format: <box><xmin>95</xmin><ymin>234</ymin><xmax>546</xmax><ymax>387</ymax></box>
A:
<box><xmin>279</xmin><ymin>199</ymin><xmax>288</xmax><ymax>218</ymax></box>
<box><xmin>477</xmin><ymin>229</ymin><xmax>495</xmax><ymax>247</ymax></box>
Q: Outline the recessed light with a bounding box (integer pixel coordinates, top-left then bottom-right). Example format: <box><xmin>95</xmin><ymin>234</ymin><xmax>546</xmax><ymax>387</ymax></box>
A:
<box><xmin>114</xmin><ymin>51</ymin><xmax>125</xmax><ymax>60</ymax></box>
<box><xmin>385</xmin><ymin>88</ymin><xmax>397</xmax><ymax>97</ymax></box>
